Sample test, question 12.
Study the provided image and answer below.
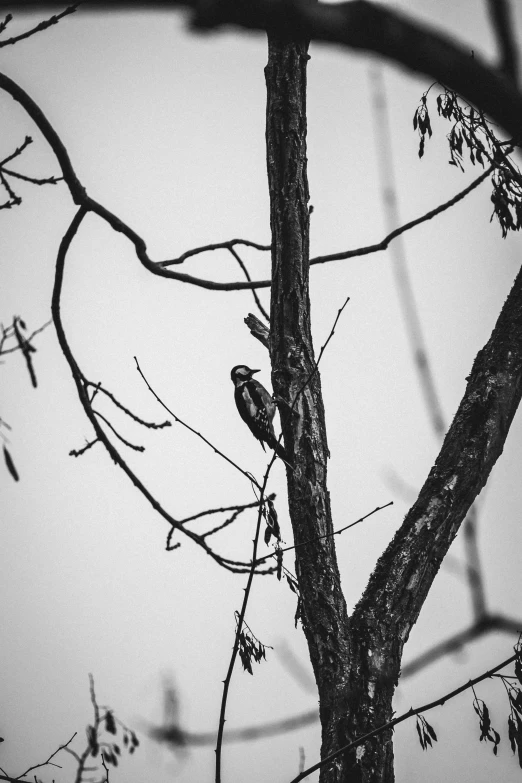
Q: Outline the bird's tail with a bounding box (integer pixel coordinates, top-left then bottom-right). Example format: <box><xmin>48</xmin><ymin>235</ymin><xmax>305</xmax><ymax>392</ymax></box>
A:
<box><xmin>268</xmin><ymin>435</ymin><xmax>293</xmax><ymax>469</ymax></box>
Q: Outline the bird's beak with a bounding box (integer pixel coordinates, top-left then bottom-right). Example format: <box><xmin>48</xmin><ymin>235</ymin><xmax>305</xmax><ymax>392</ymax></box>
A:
<box><xmin>250</xmin><ymin>369</ymin><xmax>260</xmax><ymax>374</ymax></box>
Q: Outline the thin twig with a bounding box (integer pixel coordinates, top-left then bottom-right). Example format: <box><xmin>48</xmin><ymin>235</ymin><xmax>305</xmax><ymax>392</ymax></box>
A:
<box><xmin>13</xmin><ymin>732</ymin><xmax>77</xmax><ymax>780</ymax></box>
<box><xmin>228</xmin><ymin>246</ymin><xmax>270</xmax><ymax>321</ymax></box>
<box><xmin>0</xmin><ymin>13</ymin><xmax>12</xmax><ymax>36</ymax></box>
<box><xmin>202</xmin><ymin>508</ymin><xmax>245</xmax><ymax>538</ymax></box>
<box><xmin>73</xmin><ymin>675</ymin><xmax>99</xmax><ymax>783</ymax></box>
<box><xmin>151</xmin><ymin>708</ymin><xmax>318</xmax><ymax>747</ymax></box>
<box><xmin>0</xmin><ymin>4</ymin><xmax>80</xmax><ymax>49</ymax></box>
<box><xmin>0</xmin><ymin>70</ymin><xmax>494</xmax><ymax>292</ymax></box>
<box><xmin>0</xmin><ymin>318</ymin><xmax>52</xmax><ymax>356</ymax></box>
<box><xmin>256</xmin><ymin>501</ymin><xmax>393</xmax><ymax>566</ymax></box>
<box><xmin>12</xmin><ymin>316</ymin><xmax>37</xmax><ymax>387</ymax></box>
<box><xmin>1</xmin><ymin>167</ymin><xmax>62</xmax><ymax>185</ymax></box>
<box><xmin>93</xmin><ymin>411</ymin><xmax>145</xmax><ymax>452</ymax></box>
<box><xmin>308</xmin><ymin>166</ymin><xmax>493</xmax><ymax>269</ymax></box>
<box><xmin>0</xmin><ymin>170</ymin><xmax>19</xmax><ymax>205</ymax></box>
<box><xmin>51</xmin><ymin>209</ymin><xmax>270</xmax><ymax>575</ymax></box>
<box><xmin>290</xmin><ymin>294</ymin><xmax>350</xmax><ymax>406</ymax></box>
<box><xmin>0</xmin><ymin>135</ymin><xmax>32</xmax><ymax>167</ymax></box>
<box><xmin>86</xmin><ymin>381</ymin><xmax>171</xmax><ymax>429</ymax></box>
<box><xmin>156</xmin><ymin>167</ymin><xmax>493</xmax><ymax>287</ymax></box>
<box><xmin>270</xmin><ymin>293</ymin><xmax>350</xmax><ymax>463</ymax></box>
<box><xmin>180</xmin><ymin>495</ymin><xmax>275</xmax><ymax>525</ymax></box>
<box><xmin>158</xmin><ymin>238</ymin><xmax>270</xmax><ymax>267</ymax></box>
<box><xmin>69</xmin><ymin>438</ymin><xmax>100</xmax><ymax>457</ymax></box>
<box><xmin>401</xmin><ymin>612</ymin><xmax>522</xmax><ymax>678</ymax></box>
<box><xmin>215</xmin><ymin>458</ymin><xmax>275</xmax><ymax>783</ymax></box>
<box><xmin>134</xmin><ymin>357</ymin><xmax>263</xmax><ymax>491</ymax></box>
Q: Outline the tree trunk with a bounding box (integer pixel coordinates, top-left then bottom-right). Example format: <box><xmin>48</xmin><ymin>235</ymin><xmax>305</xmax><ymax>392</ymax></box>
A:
<box><xmin>265</xmin><ymin>33</ymin><xmax>395</xmax><ymax>782</ymax></box>
<box><xmin>265</xmin><ymin>27</ymin><xmax>522</xmax><ymax>782</ymax></box>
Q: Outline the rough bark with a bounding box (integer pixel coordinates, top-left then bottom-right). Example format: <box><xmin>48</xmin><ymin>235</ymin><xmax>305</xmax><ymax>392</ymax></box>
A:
<box><xmin>264</xmin><ymin>24</ymin><xmax>522</xmax><ymax>783</ymax></box>
<box><xmin>354</xmin><ymin>260</ymin><xmax>522</xmax><ymax>648</ymax></box>
<box><xmin>265</xmin><ymin>34</ymin><xmax>381</xmax><ymax>783</ymax></box>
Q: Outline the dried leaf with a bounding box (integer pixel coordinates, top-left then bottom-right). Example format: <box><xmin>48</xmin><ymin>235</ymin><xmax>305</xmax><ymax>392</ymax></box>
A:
<box><xmin>515</xmin><ymin>656</ymin><xmax>522</xmax><ymax>687</ymax></box>
<box><xmin>3</xmin><ymin>446</ymin><xmax>19</xmax><ymax>481</ymax></box>
<box><xmin>105</xmin><ymin>710</ymin><xmax>116</xmax><ymax>734</ymax></box>
<box><xmin>508</xmin><ymin>715</ymin><xmax>517</xmax><ymax>754</ymax></box>
<box><xmin>416</xmin><ymin>719</ymin><xmax>425</xmax><ymax>750</ymax></box>
<box><xmin>276</xmin><ymin>549</ymin><xmax>283</xmax><ymax>581</ymax></box>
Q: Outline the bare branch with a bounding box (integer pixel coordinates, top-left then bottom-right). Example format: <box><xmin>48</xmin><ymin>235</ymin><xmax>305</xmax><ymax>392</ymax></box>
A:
<box><xmin>93</xmin><ymin>410</ymin><xmax>145</xmax><ymax>452</ymax></box>
<box><xmin>157</xmin><ymin>237</ymin><xmax>270</xmax><ymax>266</ymax></box>
<box><xmin>0</xmin><ymin>4</ymin><xmax>80</xmax><ymax>49</ymax></box>
<box><xmin>151</xmin><ymin>708</ymin><xmax>318</xmax><ymax>747</ymax></box>
<box><xmin>0</xmin><ymin>13</ymin><xmax>13</xmax><ymax>36</ymax></box>
<box><xmin>215</xmin><ymin>461</ymin><xmax>275</xmax><ymax>782</ymax></box>
<box><xmin>180</xmin><ymin>496</ymin><xmax>274</xmax><ymax>525</ymax></box>
<box><xmin>402</xmin><ymin>613</ymin><xmax>522</xmax><ymax>678</ymax></box>
<box><xmin>290</xmin><ymin>294</ymin><xmax>350</xmax><ymax>403</ymax></box>
<box><xmin>228</xmin><ymin>246</ymin><xmax>269</xmax><ymax>320</ymax></box>
<box><xmin>51</xmin><ymin>208</ymin><xmax>272</xmax><ymax>575</ymax></box>
<box><xmin>309</xmin><ymin>166</ymin><xmax>493</xmax><ymax>269</ymax></box>
<box><xmin>184</xmin><ymin>0</ymin><xmax>522</xmax><ymax>141</ymax></box>
<box><xmin>0</xmin><ymin>318</ymin><xmax>52</xmax><ymax>356</ymax></box>
<box><xmin>134</xmin><ymin>356</ymin><xmax>263</xmax><ymax>490</ymax></box>
<box><xmin>12</xmin><ymin>316</ymin><xmax>37</xmax><ymax>388</ymax></box>
<box><xmin>353</xmin><ymin>257</ymin><xmax>522</xmax><ymax>674</ymax></box>
<box><xmin>0</xmin><ymin>171</ymin><xmax>20</xmax><ymax>207</ymax></box>
<box><xmin>69</xmin><ymin>438</ymin><xmax>100</xmax><ymax>457</ymax></box>
<box><xmin>244</xmin><ymin>312</ymin><xmax>269</xmax><ymax>348</ymax></box>
<box><xmin>2</xmin><ymin>167</ymin><xmax>62</xmax><ymax>186</ymax></box>
<box><xmin>0</xmin><ymin>70</ymin><xmax>495</xmax><ymax>294</ymax></box>
<box><xmin>86</xmin><ymin>382</ymin><xmax>171</xmax><ymax>430</ymax></box>
<box><xmin>255</xmin><ymin>501</ymin><xmax>393</xmax><ymax>566</ymax></box>
<box><xmin>0</xmin><ymin>136</ymin><xmax>32</xmax><ymax>167</ymax></box>
<box><xmin>13</xmin><ymin>732</ymin><xmax>77</xmax><ymax>780</ymax></box>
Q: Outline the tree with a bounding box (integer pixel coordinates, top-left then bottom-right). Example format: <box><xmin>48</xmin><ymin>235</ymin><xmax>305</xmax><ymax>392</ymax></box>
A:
<box><xmin>3</xmin><ymin>3</ymin><xmax>522</xmax><ymax>783</ymax></box>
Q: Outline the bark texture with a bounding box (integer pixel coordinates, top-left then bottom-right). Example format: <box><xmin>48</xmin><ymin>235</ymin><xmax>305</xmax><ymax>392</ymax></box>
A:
<box><xmin>354</xmin><ymin>261</ymin><xmax>522</xmax><ymax>644</ymax></box>
<box><xmin>264</xmin><ymin>27</ymin><xmax>522</xmax><ymax>783</ymax></box>
<box><xmin>265</xmin><ymin>35</ymin><xmax>393</xmax><ymax>782</ymax></box>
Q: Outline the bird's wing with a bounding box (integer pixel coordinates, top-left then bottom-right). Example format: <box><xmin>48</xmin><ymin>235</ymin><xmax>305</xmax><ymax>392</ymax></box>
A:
<box><xmin>250</xmin><ymin>380</ymin><xmax>276</xmax><ymax>422</ymax></box>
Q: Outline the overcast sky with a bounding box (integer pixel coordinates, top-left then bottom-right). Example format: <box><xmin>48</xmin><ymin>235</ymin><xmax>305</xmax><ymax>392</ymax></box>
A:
<box><xmin>3</xmin><ymin>2</ymin><xmax>522</xmax><ymax>782</ymax></box>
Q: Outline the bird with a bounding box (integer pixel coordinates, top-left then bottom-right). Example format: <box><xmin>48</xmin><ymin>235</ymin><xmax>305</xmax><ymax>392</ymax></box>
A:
<box><xmin>230</xmin><ymin>365</ymin><xmax>291</xmax><ymax>466</ymax></box>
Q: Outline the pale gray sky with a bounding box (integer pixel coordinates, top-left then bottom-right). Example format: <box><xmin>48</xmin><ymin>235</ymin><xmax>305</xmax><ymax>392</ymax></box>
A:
<box><xmin>2</xmin><ymin>2</ymin><xmax>522</xmax><ymax>782</ymax></box>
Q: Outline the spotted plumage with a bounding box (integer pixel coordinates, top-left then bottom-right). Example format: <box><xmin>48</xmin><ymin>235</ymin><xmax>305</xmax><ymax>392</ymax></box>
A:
<box><xmin>230</xmin><ymin>365</ymin><xmax>290</xmax><ymax>465</ymax></box>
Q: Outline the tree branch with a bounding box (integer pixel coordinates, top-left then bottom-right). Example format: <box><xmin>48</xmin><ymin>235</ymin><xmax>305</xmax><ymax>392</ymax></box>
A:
<box><xmin>188</xmin><ymin>0</ymin><xmax>522</xmax><ymax>141</ymax></box>
<box><xmin>486</xmin><ymin>0</ymin><xmax>519</xmax><ymax>83</ymax></box>
<box><xmin>401</xmin><ymin>613</ymin><xmax>522</xmax><ymax>678</ymax></box>
<box><xmin>0</xmin><ymin>4</ymin><xmax>80</xmax><ymax>49</ymax></box>
<box><xmin>354</xmin><ymin>258</ymin><xmax>522</xmax><ymax>671</ymax></box>
<box><xmin>0</xmin><ymin>70</ymin><xmax>495</xmax><ymax>295</ymax></box>
<box><xmin>134</xmin><ymin>357</ymin><xmax>264</xmax><ymax>491</ymax></box>
<box><xmin>51</xmin><ymin>209</ymin><xmax>272</xmax><ymax>575</ymax></box>
<box><xmin>215</xmin><ymin>463</ymin><xmax>274</xmax><ymax>782</ymax></box>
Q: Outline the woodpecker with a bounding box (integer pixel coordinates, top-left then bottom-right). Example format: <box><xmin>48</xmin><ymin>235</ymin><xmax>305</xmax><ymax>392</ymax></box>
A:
<box><xmin>230</xmin><ymin>365</ymin><xmax>290</xmax><ymax>465</ymax></box>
